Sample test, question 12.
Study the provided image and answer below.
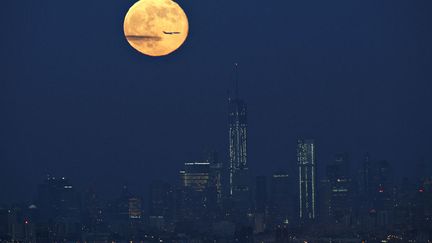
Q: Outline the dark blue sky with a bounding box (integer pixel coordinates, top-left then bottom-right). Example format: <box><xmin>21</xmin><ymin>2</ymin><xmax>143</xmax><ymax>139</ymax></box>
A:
<box><xmin>1</xmin><ymin>0</ymin><xmax>431</xmax><ymax>202</ymax></box>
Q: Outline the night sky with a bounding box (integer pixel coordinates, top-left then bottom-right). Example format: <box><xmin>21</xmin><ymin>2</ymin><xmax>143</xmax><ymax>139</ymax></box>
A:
<box><xmin>1</xmin><ymin>0</ymin><xmax>432</xmax><ymax>203</ymax></box>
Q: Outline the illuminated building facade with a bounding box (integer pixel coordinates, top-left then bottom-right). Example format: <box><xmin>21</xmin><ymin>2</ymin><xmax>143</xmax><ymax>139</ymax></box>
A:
<box><xmin>179</xmin><ymin>161</ymin><xmax>217</xmax><ymax>220</ymax></box>
<box><xmin>128</xmin><ymin>197</ymin><xmax>142</xmax><ymax>219</ymax></box>
<box><xmin>179</xmin><ymin>162</ymin><xmax>210</xmax><ymax>192</ymax></box>
<box><xmin>207</xmin><ymin>152</ymin><xmax>223</xmax><ymax>204</ymax></box>
<box><xmin>228</xmin><ymin>64</ymin><xmax>249</xmax><ymax>197</ymax></box>
<box><xmin>298</xmin><ymin>139</ymin><xmax>316</xmax><ymax>221</ymax></box>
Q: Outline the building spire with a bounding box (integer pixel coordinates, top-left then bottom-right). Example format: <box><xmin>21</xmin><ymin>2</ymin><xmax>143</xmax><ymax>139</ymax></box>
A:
<box><xmin>234</xmin><ymin>62</ymin><xmax>239</xmax><ymax>99</ymax></box>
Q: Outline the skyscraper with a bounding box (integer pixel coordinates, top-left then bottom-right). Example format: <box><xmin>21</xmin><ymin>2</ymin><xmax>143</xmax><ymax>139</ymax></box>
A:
<box><xmin>228</xmin><ymin>63</ymin><xmax>249</xmax><ymax>198</ymax></box>
<box><xmin>179</xmin><ymin>162</ymin><xmax>211</xmax><ymax>192</ymax></box>
<box><xmin>178</xmin><ymin>161</ymin><xmax>216</xmax><ymax>220</ymax></box>
<box><xmin>148</xmin><ymin>180</ymin><xmax>175</xmax><ymax>229</ymax></box>
<box><xmin>128</xmin><ymin>197</ymin><xmax>142</xmax><ymax>219</ymax></box>
<box><xmin>36</xmin><ymin>176</ymin><xmax>81</xmax><ymax>241</ymax></box>
<box><xmin>254</xmin><ymin>176</ymin><xmax>268</xmax><ymax>233</ymax></box>
<box><xmin>325</xmin><ymin>153</ymin><xmax>352</xmax><ymax>224</ymax></box>
<box><xmin>297</xmin><ymin>139</ymin><xmax>316</xmax><ymax>222</ymax></box>
<box><xmin>269</xmin><ymin>171</ymin><xmax>295</xmax><ymax>226</ymax></box>
<box><xmin>255</xmin><ymin>176</ymin><xmax>268</xmax><ymax>214</ymax></box>
<box><xmin>149</xmin><ymin>180</ymin><xmax>174</xmax><ymax>219</ymax></box>
<box><xmin>36</xmin><ymin>176</ymin><xmax>80</xmax><ymax>222</ymax></box>
<box><xmin>207</xmin><ymin>152</ymin><xmax>224</xmax><ymax>205</ymax></box>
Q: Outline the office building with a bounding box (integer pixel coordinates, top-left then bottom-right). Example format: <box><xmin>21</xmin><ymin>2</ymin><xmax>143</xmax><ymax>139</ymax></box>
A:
<box><xmin>297</xmin><ymin>139</ymin><xmax>316</xmax><ymax>222</ymax></box>
<box><xmin>228</xmin><ymin>64</ymin><xmax>249</xmax><ymax>198</ymax></box>
<box><xmin>325</xmin><ymin>153</ymin><xmax>352</xmax><ymax>224</ymax></box>
<box><xmin>269</xmin><ymin>171</ymin><xmax>295</xmax><ymax>226</ymax></box>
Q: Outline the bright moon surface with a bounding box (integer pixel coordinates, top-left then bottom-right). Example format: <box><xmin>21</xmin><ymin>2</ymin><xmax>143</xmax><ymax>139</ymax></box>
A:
<box><xmin>123</xmin><ymin>0</ymin><xmax>189</xmax><ymax>57</ymax></box>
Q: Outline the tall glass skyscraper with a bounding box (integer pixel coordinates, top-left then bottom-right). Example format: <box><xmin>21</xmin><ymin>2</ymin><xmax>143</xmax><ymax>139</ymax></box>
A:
<box><xmin>228</xmin><ymin>63</ymin><xmax>249</xmax><ymax>197</ymax></box>
<box><xmin>297</xmin><ymin>139</ymin><xmax>316</xmax><ymax>222</ymax></box>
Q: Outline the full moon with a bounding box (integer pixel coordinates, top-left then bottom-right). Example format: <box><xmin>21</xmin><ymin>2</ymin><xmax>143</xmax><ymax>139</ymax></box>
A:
<box><xmin>123</xmin><ymin>0</ymin><xmax>189</xmax><ymax>56</ymax></box>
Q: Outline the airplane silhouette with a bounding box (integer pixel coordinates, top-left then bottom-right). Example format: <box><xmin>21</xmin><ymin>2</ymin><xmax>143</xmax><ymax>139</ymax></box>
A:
<box><xmin>163</xmin><ymin>31</ymin><xmax>181</xmax><ymax>35</ymax></box>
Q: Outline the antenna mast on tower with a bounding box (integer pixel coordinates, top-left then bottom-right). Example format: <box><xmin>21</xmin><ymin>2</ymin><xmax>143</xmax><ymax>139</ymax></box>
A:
<box><xmin>234</xmin><ymin>62</ymin><xmax>239</xmax><ymax>99</ymax></box>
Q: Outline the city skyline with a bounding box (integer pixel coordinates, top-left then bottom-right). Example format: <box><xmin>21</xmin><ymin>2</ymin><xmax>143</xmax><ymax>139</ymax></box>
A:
<box><xmin>2</xmin><ymin>1</ymin><xmax>432</xmax><ymax>204</ymax></box>
<box><xmin>1</xmin><ymin>0</ymin><xmax>432</xmax><ymax>241</ymax></box>
<box><xmin>0</xmin><ymin>83</ymin><xmax>430</xmax><ymax>241</ymax></box>
<box><xmin>0</xmin><ymin>143</ymin><xmax>430</xmax><ymax>242</ymax></box>
<box><xmin>1</xmin><ymin>70</ymin><xmax>431</xmax><ymax>204</ymax></box>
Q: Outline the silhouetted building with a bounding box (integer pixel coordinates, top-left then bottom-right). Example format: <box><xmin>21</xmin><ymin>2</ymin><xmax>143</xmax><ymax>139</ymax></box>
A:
<box><xmin>81</xmin><ymin>189</ymin><xmax>105</xmax><ymax>234</ymax></box>
<box><xmin>148</xmin><ymin>181</ymin><xmax>175</xmax><ymax>231</ymax></box>
<box><xmin>254</xmin><ymin>176</ymin><xmax>267</xmax><ymax>233</ymax></box>
<box><xmin>318</xmin><ymin>178</ymin><xmax>332</xmax><ymax>224</ymax></box>
<box><xmin>355</xmin><ymin>153</ymin><xmax>373</xmax><ymax>228</ymax></box>
<box><xmin>357</xmin><ymin>157</ymin><xmax>394</xmax><ymax>228</ymax></box>
<box><xmin>297</xmin><ymin>139</ymin><xmax>316</xmax><ymax>222</ymax></box>
<box><xmin>149</xmin><ymin>180</ymin><xmax>175</xmax><ymax>224</ymax></box>
<box><xmin>371</xmin><ymin>160</ymin><xmax>394</xmax><ymax>226</ymax></box>
<box><xmin>7</xmin><ymin>206</ymin><xmax>27</xmax><ymax>242</ymax></box>
<box><xmin>1</xmin><ymin>163</ymin><xmax>431</xmax><ymax>242</ymax></box>
<box><xmin>358</xmin><ymin>153</ymin><xmax>372</xmax><ymax>198</ymax></box>
<box><xmin>0</xmin><ymin>206</ymin><xmax>8</xmax><ymax>240</ymax></box>
<box><xmin>370</xmin><ymin>161</ymin><xmax>393</xmax><ymax>205</ymax></box>
<box><xmin>254</xmin><ymin>176</ymin><xmax>267</xmax><ymax>214</ymax></box>
<box><xmin>104</xmin><ymin>186</ymin><xmax>144</xmax><ymax>240</ymax></box>
<box><xmin>417</xmin><ymin>178</ymin><xmax>432</xmax><ymax>229</ymax></box>
<box><xmin>269</xmin><ymin>171</ymin><xmax>294</xmax><ymax>226</ymax></box>
<box><xmin>113</xmin><ymin>185</ymin><xmax>133</xmax><ymax>220</ymax></box>
<box><xmin>325</xmin><ymin>153</ymin><xmax>353</xmax><ymax>225</ymax></box>
<box><xmin>36</xmin><ymin>176</ymin><xmax>80</xmax><ymax>220</ymax></box>
<box><xmin>36</xmin><ymin>176</ymin><xmax>81</xmax><ymax>241</ymax></box>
